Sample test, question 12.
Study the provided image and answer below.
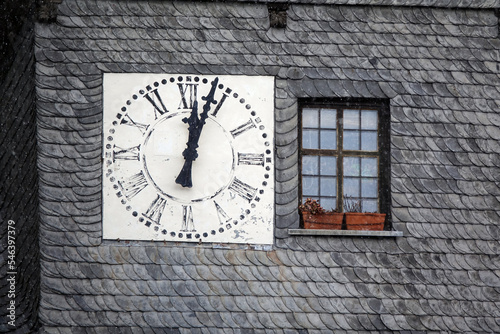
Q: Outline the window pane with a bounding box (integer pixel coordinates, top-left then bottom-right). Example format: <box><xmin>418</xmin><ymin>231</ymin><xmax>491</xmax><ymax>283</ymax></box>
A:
<box><xmin>361</xmin><ymin>158</ymin><xmax>377</xmax><ymax>177</ymax></box>
<box><xmin>302</xmin><ymin>156</ymin><xmax>318</xmax><ymax>175</ymax></box>
<box><xmin>302</xmin><ymin>129</ymin><xmax>319</xmax><ymax>149</ymax></box>
<box><xmin>361</xmin><ymin>110</ymin><xmax>378</xmax><ymax>130</ymax></box>
<box><xmin>320</xmin><ymin>177</ymin><xmax>336</xmax><ymax>197</ymax></box>
<box><xmin>320</xmin><ymin>109</ymin><xmax>337</xmax><ymax>129</ymax></box>
<box><xmin>320</xmin><ymin>156</ymin><xmax>336</xmax><ymax>176</ymax></box>
<box><xmin>320</xmin><ymin>130</ymin><xmax>337</xmax><ymax>149</ymax></box>
<box><xmin>303</xmin><ymin>108</ymin><xmax>319</xmax><ymax>127</ymax></box>
<box><xmin>302</xmin><ymin>176</ymin><xmax>319</xmax><ymax>196</ymax></box>
<box><xmin>343</xmin><ymin>130</ymin><xmax>360</xmax><ymax>150</ymax></box>
<box><xmin>343</xmin><ymin>177</ymin><xmax>360</xmax><ymax>197</ymax></box>
<box><xmin>344</xmin><ymin>157</ymin><xmax>360</xmax><ymax>176</ymax></box>
<box><xmin>361</xmin><ymin>131</ymin><xmax>377</xmax><ymax>151</ymax></box>
<box><xmin>362</xmin><ymin>199</ymin><xmax>378</xmax><ymax>213</ymax></box>
<box><xmin>321</xmin><ymin>197</ymin><xmax>336</xmax><ymax>211</ymax></box>
<box><xmin>301</xmin><ymin>103</ymin><xmax>385</xmax><ymax>215</ymax></box>
<box><xmin>361</xmin><ymin>178</ymin><xmax>377</xmax><ymax>198</ymax></box>
<box><xmin>344</xmin><ymin>109</ymin><xmax>359</xmax><ymax>129</ymax></box>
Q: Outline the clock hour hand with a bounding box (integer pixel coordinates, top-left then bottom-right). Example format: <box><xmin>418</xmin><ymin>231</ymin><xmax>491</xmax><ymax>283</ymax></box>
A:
<box><xmin>175</xmin><ymin>77</ymin><xmax>219</xmax><ymax>188</ymax></box>
<box><xmin>175</xmin><ymin>101</ymin><xmax>199</xmax><ymax>188</ymax></box>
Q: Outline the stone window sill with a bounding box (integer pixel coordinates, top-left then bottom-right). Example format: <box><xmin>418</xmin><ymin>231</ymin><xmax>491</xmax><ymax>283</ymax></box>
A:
<box><xmin>288</xmin><ymin>229</ymin><xmax>403</xmax><ymax>237</ymax></box>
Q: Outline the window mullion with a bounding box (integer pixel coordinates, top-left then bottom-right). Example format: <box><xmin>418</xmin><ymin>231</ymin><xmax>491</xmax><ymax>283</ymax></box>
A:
<box><xmin>337</xmin><ymin>108</ymin><xmax>343</xmax><ymax>212</ymax></box>
<box><xmin>316</xmin><ymin>109</ymin><xmax>320</xmax><ymax>201</ymax></box>
<box><xmin>342</xmin><ymin>150</ymin><xmax>379</xmax><ymax>157</ymax></box>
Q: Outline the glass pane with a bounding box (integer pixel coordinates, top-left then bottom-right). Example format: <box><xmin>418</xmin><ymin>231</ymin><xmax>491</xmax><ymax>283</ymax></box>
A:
<box><xmin>320</xmin><ymin>177</ymin><xmax>336</xmax><ymax>197</ymax></box>
<box><xmin>361</xmin><ymin>178</ymin><xmax>378</xmax><ymax>198</ymax></box>
<box><xmin>361</xmin><ymin>158</ymin><xmax>377</xmax><ymax>177</ymax></box>
<box><xmin>321</xmin><ymin>197</ymin><xmax>336</xmax><ymax>211</ymax></box>
<box><xmin>344</xmin><ymin>109</ymin><xmax>359</xmax><ymax>129</ymax></box>
<box><xmin>343</xmin><ymin>130</ymin><xmax>360</xmax><ymax>150</ymax></box>
<box><xmin>361</xmin><ymin>131</ymin><xmax>377</xmax><ymax>151</ymax></box>
<box><xmin>361</xmin><ymin>110</ymin><xmax>378</xmax><ymax>130</ymax></box>
<box><xmin>303</xmin><ymin>108</ymin><xmax>319</xmax><ymax>128</ymax></box>
<box><xmin>362</xmin><ymin>199</ymin><xmax>378</xmax><ymax>213</ymax></box>
<box><xmin>320</xmin><ymin>109</ymin><xmax>337</xmax><ymax>129</ymax></box>
<box><xmin>302</xmin><ymin>156</ymin><xmax>318</xmax><ymax>175</ymax></box>
<box><xmin>302</xmin><ymin>176</ymin><xmax>319</xmax><ymax>196</ymax></box>
<box><xmin>343</xmin><ymin>177</ymin><xmax>360</xmax><ymax>197</ymax></box>
<box><xmin>320</xmin><ymin>130</ymin><xmax>337</xmax><ymax>149</ymax></box>
<box><xmin>302</xmin><ymin>129</ymin><xmax>319</xmax><ymax>149</ymax></box>
<box><xmin>320</xmin><ymin>156</ymin><xmax>336</xmax><ymax>176</ymax></box>
<box><xmin>344</xmin><ymin>157</ymin><xmax>360</xmax><ymax>176</ymax></box>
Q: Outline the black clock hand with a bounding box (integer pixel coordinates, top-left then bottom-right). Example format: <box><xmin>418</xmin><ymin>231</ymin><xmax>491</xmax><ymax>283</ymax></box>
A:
<box><xmin>174</xmin><ymin>100</ymin><xmax>199</xmax><ymax>188</ymax></box>
<box><xmin>175</xmin><ymin>77</ymin><xmax>219</xmax><ymax>188</ymax></box>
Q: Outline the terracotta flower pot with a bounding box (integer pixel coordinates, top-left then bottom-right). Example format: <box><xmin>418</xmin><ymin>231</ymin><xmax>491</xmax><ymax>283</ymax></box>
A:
<box><xmin>301</xmin><ymin>211</ymin><xmax>344</xmax><ymax>230</ymax></box>
<box><xmin>345</xmin><ymin>213</ymin><xmax>386</xmax><ymax>231</ymax></box>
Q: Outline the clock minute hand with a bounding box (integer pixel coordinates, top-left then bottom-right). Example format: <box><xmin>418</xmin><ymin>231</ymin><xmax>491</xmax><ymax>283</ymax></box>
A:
<box><xmin>175</xmin><ymin>77</ymin><xmax>219</xmax><ymax>188</ymax></box>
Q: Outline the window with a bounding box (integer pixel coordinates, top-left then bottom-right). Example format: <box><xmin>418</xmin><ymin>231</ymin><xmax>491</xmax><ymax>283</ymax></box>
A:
<box><xmin>300</xmin><ymin>99</ymin><xmax>390</xmax><ymax>214</ymax></box>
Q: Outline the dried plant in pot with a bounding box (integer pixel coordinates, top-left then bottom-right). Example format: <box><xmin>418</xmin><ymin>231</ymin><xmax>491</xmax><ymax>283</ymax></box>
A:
<box><xmin>299</xmin><ymin>198</ymin><xmax>343</xmax><ymax>230</ymax></box>
<box><xmin>343</xmin><ymin>196</ymin><xmax>386</xmax><ymax>231</ymax></box>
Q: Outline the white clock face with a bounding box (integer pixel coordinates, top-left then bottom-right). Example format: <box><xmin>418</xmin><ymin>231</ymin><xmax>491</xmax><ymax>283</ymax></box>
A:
<box><xmin>102</xmin><ymin>74</ymin><xmax>274</xmax><ymax>244</ymax></box>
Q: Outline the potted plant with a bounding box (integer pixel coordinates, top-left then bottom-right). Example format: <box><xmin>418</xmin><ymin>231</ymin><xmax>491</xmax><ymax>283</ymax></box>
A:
<box><xmin>343</xmin><ymin>196</ymin><xmax>386</xmax><ymax>231</ymax></box>
<box><xmin>299</xmin><ymin>198</ymin><xmax>343</xmax><ymax>230</ymax></box>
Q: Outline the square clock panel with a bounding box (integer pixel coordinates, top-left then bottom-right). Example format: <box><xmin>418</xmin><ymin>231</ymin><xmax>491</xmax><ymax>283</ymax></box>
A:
<box><xmin>102</xmin><ymin>74</ymin><xmax>275</xmax><ymax>245</ymax></box>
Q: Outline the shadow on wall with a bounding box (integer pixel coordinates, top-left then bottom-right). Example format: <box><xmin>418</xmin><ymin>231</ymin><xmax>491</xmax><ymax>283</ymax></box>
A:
<box><xmin>0</xmin><ymin>0</ymin><xmax>40</xmax><ymax>333</ymax></box>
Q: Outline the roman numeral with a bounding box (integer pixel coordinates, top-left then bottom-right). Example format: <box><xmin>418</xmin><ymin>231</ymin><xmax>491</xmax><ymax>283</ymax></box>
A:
<box><xmin>178</xmin><ymin>79</ymin><xmax>198</xmax><ymax>109</ymax></box>
<box><xmin>181</xmin><ymin>205</ymin><xmax>195</xmax><ymax>232</ymax></box>
<box><xmin>144</xmin><ymin>86</ymin><xmax>169</xmax><ymax>119</ymax></box>
<box><xmin>119</xmin><ymin>114</ymin><xmax>149</xmax><ymax>134</ymax></box>
<box><xmin>118</xmin><ymin>171</ymin><xmax>148</xmax><ymax>200</ymax></box>
<box><xmin>113</xmin><ymin>145</ymin><xmax>140</xmax><ymax>161</ymax></box>
<box><xmin>228</xmin><ymin>178</ymin><xmax>257</xmax><ymax>202</ymax></box>
<box><xmin>211</xmin><ymin>87</ymin><xmax>231</xmax><ymax>117</ymax></box>
<box><xmin>143</xmin><ymin>195</ymin><xmax>167</xmax><ymax>225</ymax></box>
<box><xmin>230</xmin><ymin>119</ymin><xmax>256</xmax><ymax>138</ymax></box>
<box><xmin>214</xmin><ymin>201</ymin><xmax>232</xmax><ymax>225</ymax></box>
<box><xmin>238</xmin><ymin>153</ymin><xmax>265</xmax><ymax>166</ymax></box>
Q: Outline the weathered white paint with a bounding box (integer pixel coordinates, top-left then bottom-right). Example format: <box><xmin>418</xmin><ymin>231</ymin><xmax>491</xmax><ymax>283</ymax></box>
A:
<box><xmin>102</xmin><ymin>74</ymin><xmax>275</xmax><ymax>244</ymax></box>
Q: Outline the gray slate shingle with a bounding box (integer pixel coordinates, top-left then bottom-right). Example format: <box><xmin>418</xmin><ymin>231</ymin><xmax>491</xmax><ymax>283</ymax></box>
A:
<box><xmin>34</xmin><ymin>0</ymin><xmax>500</xmax><ymax>332</ymax></box>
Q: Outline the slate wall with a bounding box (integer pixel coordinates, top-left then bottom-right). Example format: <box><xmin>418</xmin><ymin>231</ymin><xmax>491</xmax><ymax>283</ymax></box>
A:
<box><xmin>0</xmin><ymin>0</ymin><xmax>40</xmax><ymax>332</ymax></box>
<box><xmin>35</xmin><ymin>0</ymin><xmax>500</xmax><ymax>333</ymax></box>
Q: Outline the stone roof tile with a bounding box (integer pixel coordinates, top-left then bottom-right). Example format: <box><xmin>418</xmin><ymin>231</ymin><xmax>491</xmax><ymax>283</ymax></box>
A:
<box><xmin>165</xmin><ymin>266</ymin><xmax>189</xmax><ymax>282</ymax></box>
<box><xmin>197</xmin><ymin>249</ymin><xmax>224</xmax><ymax>267</ymax></box>
<box><xmin>331</xmin><ymin>282</ymin><xmax>355</xmax><ymax>297</ymax></box>
<box><xmin>34</xmin><ymin>0</ymin><xmax>500</xmax><ymax>330</ymax></box>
